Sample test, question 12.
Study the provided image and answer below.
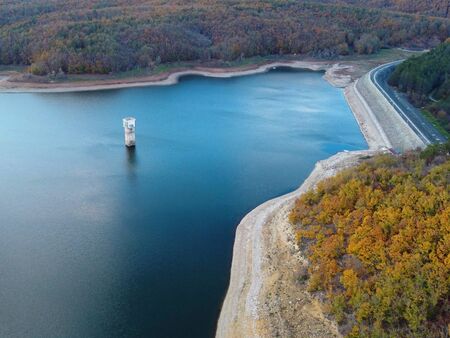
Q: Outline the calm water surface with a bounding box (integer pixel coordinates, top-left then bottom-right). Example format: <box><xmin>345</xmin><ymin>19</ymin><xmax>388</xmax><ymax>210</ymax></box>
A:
<box><xmin>0</xmin><ymin>69</ymin><xmax>366</xmax><ymax>337</ymax></box>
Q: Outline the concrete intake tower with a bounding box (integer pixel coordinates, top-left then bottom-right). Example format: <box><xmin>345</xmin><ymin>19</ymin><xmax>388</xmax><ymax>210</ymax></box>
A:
<box><xmin>123</xmin><ymin>117</ymin><xmax>136</xmax><ymax>147</ymax></box>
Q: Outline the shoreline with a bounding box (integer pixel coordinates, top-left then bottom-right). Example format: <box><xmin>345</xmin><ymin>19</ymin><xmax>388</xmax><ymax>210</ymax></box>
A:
<box><xmin>0</xmin><ymin>60</ymin><xmax>355</xmax><ymax>93</ymax></box>
<box><xmin>216</xmin><ymin>62</ymin><xmax>402</xmax><ymax>336</ymax></box>
<box><xmin>216</xmin><ymin>149</ymin><xmax>381</xmax><ymax>337</ymax></box>
<box><xmin>0</xmin><ymin>48</ymin><xmax>421</xmax><ymax>94</ymax></box>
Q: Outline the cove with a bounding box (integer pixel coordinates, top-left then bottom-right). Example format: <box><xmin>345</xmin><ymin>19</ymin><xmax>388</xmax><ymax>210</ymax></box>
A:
<box><xmin>0</xmin><ymin>69</ymin><xmax>366</xmax><ymax>337</ymax></box>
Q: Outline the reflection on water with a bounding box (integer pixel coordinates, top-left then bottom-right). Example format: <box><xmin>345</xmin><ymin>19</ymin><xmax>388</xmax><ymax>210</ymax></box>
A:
<box><xmin>0</xmin><ymin>69</ymin><xmax>366</xmax><ymax>338</ymax></box>
<box><xmin>125</xmin><ymin>146</ymin><xmax>138</xmax><ymax>178</ymax></box>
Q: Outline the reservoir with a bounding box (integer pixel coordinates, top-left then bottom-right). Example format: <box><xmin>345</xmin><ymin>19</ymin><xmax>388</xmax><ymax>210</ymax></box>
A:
<box><xmin>0</xmin><ymin>69</ymin><xmax>366</xmax><ymax>337</ymax></box>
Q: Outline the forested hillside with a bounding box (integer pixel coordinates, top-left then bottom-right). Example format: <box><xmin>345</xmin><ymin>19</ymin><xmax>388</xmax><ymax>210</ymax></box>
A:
<box><xmin>289</xmin><ymin>144</ymin><xmax>450</xmax><ymax>337</ymax></box>
<box><xmin>0</xmin><ymin>0</ymin><xmax>448</xmax><ymax>75</ymax></box>
<box><xmin>389</xmin><ymin>41</ymin><xmax>450</xmax><ymax>133</ymax></box>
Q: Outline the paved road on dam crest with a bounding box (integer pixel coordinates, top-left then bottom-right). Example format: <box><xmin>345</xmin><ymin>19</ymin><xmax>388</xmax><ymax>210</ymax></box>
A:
<box><xmin>371</xmin><ymin>61</ymin><xmax>447</xmax><ymax>145</ymax></box>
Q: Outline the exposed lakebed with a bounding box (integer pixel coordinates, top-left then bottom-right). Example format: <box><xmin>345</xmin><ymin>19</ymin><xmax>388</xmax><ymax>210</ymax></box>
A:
<box><xmin>0</xmin><ymin>69</ymin><xmax>366</xmax><ymax>337</ymax></box>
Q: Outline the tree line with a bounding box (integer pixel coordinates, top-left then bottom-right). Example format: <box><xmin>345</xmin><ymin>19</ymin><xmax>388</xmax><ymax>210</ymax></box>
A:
<box><xmin>0</xmin><ymin>0</ymin><xmax>449</xmax><ymax>76</ymax></box>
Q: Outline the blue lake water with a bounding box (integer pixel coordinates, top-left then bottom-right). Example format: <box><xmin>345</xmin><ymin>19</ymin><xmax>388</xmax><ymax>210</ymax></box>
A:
<box><xmin>0</xmin><ymin>69</ymin><xmax>366</xmax><ymax>337</ymax></box>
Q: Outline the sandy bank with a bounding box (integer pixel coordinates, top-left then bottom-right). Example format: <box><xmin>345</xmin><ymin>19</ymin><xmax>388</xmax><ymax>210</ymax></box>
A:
<box><xmin>0</xmin><ymin>60</ymin><xmax>354</xmax><ymax>93</ymax></box>
<box><xmin>216</xmin><ymin>149</ymin><xmax>380</xmax><ymax>338</ymax></box>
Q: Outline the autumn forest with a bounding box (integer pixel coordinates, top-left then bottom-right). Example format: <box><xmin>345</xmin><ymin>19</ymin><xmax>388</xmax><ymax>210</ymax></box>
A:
<box><xmin>0</xmin><ymin>0</ymin><xmax>449</xmax><ymax>75</ymax></box>
<box><xmin>290</xmin><ymin>144</ymin><xmax>450</xmax><ymax>337</ymax></box>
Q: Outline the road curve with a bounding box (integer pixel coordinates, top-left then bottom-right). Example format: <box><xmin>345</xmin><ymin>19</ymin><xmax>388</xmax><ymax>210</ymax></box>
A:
<box><xmin>370</xmin><ymin>61</ymin><xmax>447</xmax><ymax>145</ymax></box>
